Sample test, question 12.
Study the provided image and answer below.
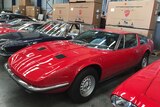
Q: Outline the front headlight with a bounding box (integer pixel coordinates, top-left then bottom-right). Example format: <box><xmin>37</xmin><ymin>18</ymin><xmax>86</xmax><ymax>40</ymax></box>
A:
<box><xmin>111</xmin><ymin>95</ymin><xmax>137</xmax><ymax>107</ymax></box>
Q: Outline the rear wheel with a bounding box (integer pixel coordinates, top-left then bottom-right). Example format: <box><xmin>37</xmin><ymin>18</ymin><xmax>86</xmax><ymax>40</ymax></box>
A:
<box><xmin>139</xmin><ymin>53</ymin><xmax>149</xmax><ymax>69</ymax></box>
<box><xmin>68</xmin><ymin>67</ymin><xmax>98</xmax><ymax>103</ymax></box>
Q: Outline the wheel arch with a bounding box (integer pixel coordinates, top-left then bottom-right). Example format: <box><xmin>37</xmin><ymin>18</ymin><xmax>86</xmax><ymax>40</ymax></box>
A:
<box><xmin>143</xmin><ymin>49</ymin><xmax>151</xmax><ymax>56</ymax></box>
<box><xmin>75</xmin><ymin>64</ymin><xmax>102</xmax><ymax>81</ymax></box>
<box><xmin>145</xmin><ymin>49</ymin><xmax>150</xmax><ymax>56</ymax></box>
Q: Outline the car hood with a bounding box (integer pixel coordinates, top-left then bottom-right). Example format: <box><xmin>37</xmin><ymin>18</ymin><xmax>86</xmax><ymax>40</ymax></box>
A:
<box><xmin>8</xmin><ymin>41</ymin><xmax>100</xmax><ymax>83</ymax></box>
<box><xmin>0</xmin><ymin>27</ymin><xmax>17</xmax><ymax>34</ymax></box>
<box><xmin>113</xmin><ymin>60</ymin><xmax>160</xmax><ymax>106</ymax></box>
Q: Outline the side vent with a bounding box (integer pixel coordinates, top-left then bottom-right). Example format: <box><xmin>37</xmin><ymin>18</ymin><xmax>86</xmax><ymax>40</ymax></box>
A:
<box><xmin>37</xmin><ymin>47</ymin><xmax>46</xmax><ymax>51</ymax></box>
<box><xmin>55</xmin><ymin>54</ymin><xmax>66</xmax><ymax>59</ymax></box>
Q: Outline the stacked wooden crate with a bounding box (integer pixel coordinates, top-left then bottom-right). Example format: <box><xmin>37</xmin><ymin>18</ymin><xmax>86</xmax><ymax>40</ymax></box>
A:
<box><xmin>12</xmin><ymin>0</ymin><xmax>31</xmax><ymax>15</ymax></box>
<box><xmin>12</xmin><ymin>0</ymin><xmax>40</xmax><ymax>19</ymax></box>
<box><xmin>69</xmin><ymin>0</ymin><xmax>102</xmax><ymax>26</ymax></box>
<box><xmin>26</xmin><ymin>6</ymin><xmax>40</xmax><ymax>19</ymax></box>
<box><xmin>52</xmin><ymin>0</ymin><xmax>102</xmax><ymax>26</ymax></box>
<box><xmin>106</xmin><ymin>0</ymin><xmax>160</xmax><ymax>38</ymax></box>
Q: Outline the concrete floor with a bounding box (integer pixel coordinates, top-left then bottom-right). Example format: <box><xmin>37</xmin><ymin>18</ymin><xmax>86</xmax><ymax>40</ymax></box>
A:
<box><xmin>0</xmin><ymin>55</ymin><xmax>159</xmax><ymax>107</ymax></box>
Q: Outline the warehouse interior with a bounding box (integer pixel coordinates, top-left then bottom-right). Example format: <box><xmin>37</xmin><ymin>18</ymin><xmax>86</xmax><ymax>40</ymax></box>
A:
<box><xmin>0</xmin><ymin>0</ymin><xmax>160</xmax><ymax>107</ymax></box>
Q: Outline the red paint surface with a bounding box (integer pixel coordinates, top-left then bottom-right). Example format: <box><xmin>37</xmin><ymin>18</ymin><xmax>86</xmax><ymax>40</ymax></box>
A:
<box><xmin>112</xmin><ymin>60</ymin><xmax>160</xmax><ymax>107</ymax></box>
<box><xmin>0</xmin><ymin>27</ymin><xmax>18</xmax><ymax>34</ymax></box>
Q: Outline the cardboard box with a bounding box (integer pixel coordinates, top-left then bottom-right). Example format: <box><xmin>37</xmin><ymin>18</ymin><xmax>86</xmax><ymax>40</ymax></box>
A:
<box><xmin>106</xmin><ymin>25</ymin><xmax>154</xmax><ymax>39</ymax></box>
<box><xmin>106</xmin><ymin>0</ymin><xmax>159</xmax><ymax>30</ymax></box>
<box><xmin>69</xmin><ymin>2</ymin><xmax>102</xmax><ymax>26</ymax></box>
<box><xmin>52</xmin><ymin>4</ymin><xmax>70</xmax><ymax>21</ymax></box>
<box><xmin>26</xmin><ymin>6</ymin><xmax>40</xmax><ymax>18</ymax></box>
<box><xmin>69</xmin><ymin>0</ymin><xmax>102</xmax><ymax>3</ymax></box>
<box><xmin>13</xmin><ymin>5</ymin><xmax>26</xmax><ymax>15</ymax></box>
<box><xmin>19</xmin><ymin>0</ymin><xmax>31</xmax><ymax>6</ymax></box>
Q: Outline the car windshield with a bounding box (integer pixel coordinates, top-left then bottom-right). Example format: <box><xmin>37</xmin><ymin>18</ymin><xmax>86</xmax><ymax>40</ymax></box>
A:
<box><xmin>36</xmin><ymin>21</ymin><xmax>59</xmax><ymax>33</ymax></box>
<box><xmin>47</xmin><ymin>23</ymin><xmax>69</xmax><ymax>36</ymax></box>
<box><xmin>10</xmin><ymin>22</ymin><xmax>28</xmax><ymax>30</ymax></box>
<box><xmin>73</xmin><ymin>30</ymin><xmax>120</xmax><ymax>50</ymax></box>
<box><xmin>7</xmin><ymin>19</ymin><xmax>22</xmax><ymax>25</ymax></box>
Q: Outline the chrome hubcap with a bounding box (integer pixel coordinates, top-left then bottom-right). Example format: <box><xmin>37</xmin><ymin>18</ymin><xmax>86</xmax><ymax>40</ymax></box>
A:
<box><xmin>80</xmin><ymin>75</ymin><xmax>95</xmax><ymax>97</ymax></box>
<box><xmin>142</xmin><ymin>57</ymin><xmax>147</xmax><ymax>68</ymax></box>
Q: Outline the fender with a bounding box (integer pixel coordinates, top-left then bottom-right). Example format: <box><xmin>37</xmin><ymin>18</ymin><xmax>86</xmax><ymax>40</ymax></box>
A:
<box><xmin>73</xmin><ymin>59</ymin><xmax>103</xmax><ymax>80</ymax></box>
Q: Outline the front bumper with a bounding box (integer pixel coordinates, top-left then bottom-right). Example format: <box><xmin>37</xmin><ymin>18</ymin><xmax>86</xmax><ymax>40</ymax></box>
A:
<box><xmin>5</xmin><ymin>63</ymin><xmax>69</xmax><ymax>92</ymax></box>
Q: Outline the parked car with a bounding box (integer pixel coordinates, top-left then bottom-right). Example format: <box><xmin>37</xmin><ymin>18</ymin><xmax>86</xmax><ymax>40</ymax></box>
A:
<box><xmin>0</xmin><ymin>32</ymin><xmax>71</xmax><ymax>56</ymax></box>
<box><xmin>5</xmin><ymin>29</ymin><xmax>153</xmax><ymax>103</ymax></box>
<box><xmin>0</xmin><ymin>18</ymin><xmax>35</xmax><ymax>28</ymax></box>
<box><xmin>0</xmin><ymin>21</ymin><xmax>94</xmax><ymax>56</ymax></box>
<box><xmin>0</xmin><ymin>21</ymin><xmax>43</xmax><ymax>34</ymax></box>
<box><xmin>0</xmin><ymin>13</ymin><xmax>33</xmax><ymax>23</ymax></box>
<box><xmin>12</xmin><ymin>22</ymin><xmax>44</xmax><ymax>32</ymax></box>
<box><xmin>111</xmin><ymin>59</ymin><xmax>160</xmax><ymax>107</ymax></box>
<box><xmin>1</xmin><ymin>10</ymin><xmax>13</xmax><ymax>14</ymax></box>
<box><xmin>36</xmin><ymin>21</ymin><xmax>95</xmax><ymax>38</ymax></box>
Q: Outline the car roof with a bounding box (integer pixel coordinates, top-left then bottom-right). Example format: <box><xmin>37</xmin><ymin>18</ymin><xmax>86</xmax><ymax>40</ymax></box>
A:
<box><xmin>93</xmin><ymin>28</ymin><xmax>134</xmax><ymax>35</ymax></box>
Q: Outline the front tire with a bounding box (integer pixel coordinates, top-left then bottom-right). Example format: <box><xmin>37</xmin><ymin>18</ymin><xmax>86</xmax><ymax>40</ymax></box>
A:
<box><xmin>68</xmin><ymin>67</ymin><xmax>98</xmax><ymax>103</ymax></box>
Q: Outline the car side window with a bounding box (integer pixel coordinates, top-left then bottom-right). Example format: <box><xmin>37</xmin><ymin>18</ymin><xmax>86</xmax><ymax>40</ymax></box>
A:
<box><xmin>125</xmin><ymin>34</ymin><xmax>137</xmax><ymax>48</ymax></box>
<box><xmin>139</xmin><ymin>35</ymin><xmax>148</xmax><ymax>45</ymax></box>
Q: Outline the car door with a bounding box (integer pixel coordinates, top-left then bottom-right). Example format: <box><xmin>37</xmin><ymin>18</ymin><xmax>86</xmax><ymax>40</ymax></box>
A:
<box><xmin>101</xmin><ymin>33</ymin><xmax>140</xmax><ymax>78</ymax></box>
<box><xmin>115</xmin><ymin>34</ymin><xmax>140</xmax><ymax>71</ymax></box>
<box><xmin>137</xmin><ymin>34</ymin><xmax>150</xmax><ymax>62</ymax></box>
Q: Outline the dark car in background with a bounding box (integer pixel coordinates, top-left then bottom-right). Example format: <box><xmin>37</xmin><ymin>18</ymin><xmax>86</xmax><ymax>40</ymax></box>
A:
<box><xmin>0</xmin><ymin>21</ymin><xmax>94</xmax><ymax>56</ymax></box>
<box><xmin>0</xmin><ymin>18</ymin><xmax>35</xmax><ymax>28</ymax></box>
<box><xmin>0</xmin><ymin>21</ymin><xmax>43</xmax><ymax>34</ymax></box>
<box><xmin>0</xmin><ymin>13</ymin><xmax>33</xmax><ymax>23</ymax></box>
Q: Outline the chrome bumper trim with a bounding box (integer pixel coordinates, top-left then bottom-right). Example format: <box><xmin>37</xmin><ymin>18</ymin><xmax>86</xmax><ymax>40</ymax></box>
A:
<box><xmin>4</xmin><ymin>63</ymin><xmax>69</xmax><ymax>92</ymax></box>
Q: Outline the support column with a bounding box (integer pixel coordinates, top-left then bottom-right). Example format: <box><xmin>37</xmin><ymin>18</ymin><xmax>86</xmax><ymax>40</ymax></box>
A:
<box><xmin>2</xmin><ymin>0</ymin><xmax>4</xmax><ymax>10</ymax></box>
<box><xmin>37</xmin><ymin>0</ymin><xmax>42</xmax><ymax>7</ymax></box>
<box><xmin>12</xmin><ymin>0</ymin><xmax>16</xmax><ymax>5</ymax></box>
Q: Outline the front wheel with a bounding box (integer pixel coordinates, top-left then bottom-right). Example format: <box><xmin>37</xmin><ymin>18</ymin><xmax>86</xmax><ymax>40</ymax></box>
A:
<box><xmin>68</xmin><ymin>67</ymin><xmax>98</xmax><ymax>103</ymax></box>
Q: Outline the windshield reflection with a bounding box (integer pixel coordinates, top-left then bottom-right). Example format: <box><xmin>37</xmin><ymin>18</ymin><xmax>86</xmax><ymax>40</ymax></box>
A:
<box><xmin>72</xmin><ymin>30</ymin><xmax>120</xmax><ymax>50</ymax></box>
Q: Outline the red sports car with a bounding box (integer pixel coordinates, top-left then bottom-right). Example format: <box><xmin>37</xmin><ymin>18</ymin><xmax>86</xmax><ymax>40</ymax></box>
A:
<box><xmin>111</xmin><ymin>59</ymin><xmax>160</xmax><ymax>107</ymax></box>
<box><xmin>5</xmin><ymin>29</ymin><xmax>153</xmax><ymax>103</ymax></box>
